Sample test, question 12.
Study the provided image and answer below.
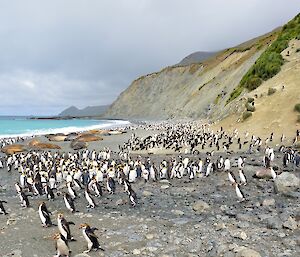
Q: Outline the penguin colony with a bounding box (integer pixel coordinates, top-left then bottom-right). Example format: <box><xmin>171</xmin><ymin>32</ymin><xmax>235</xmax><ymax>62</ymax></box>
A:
<box><xmin>0</xmin><ymin>122</ymin><xmax>300</xmax><ymax>256</ymax></box>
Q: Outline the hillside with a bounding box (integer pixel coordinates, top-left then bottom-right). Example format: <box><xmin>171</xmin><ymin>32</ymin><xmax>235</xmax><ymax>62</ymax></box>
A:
<box><xmin>105</xmin><ymin>14</ymin><xmax>300</xmax><ymax>137</ymax></box>
<box><xmin>178</xmin><ymin>51</ymin><xmax>218</xmax><ymax>66</ymax></box>
<box><xmin>59</xmin><ymin>105</ymin><xmax>109</xmax><ymax>117</ymax></box>
<box><xmin>105</xmin><ymin>28</ymin><xmax>279</xmax><ymax>120</ymax></box>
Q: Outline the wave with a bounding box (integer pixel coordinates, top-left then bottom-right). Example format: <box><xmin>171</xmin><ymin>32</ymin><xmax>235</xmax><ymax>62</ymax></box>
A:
<box><xmin>0</xmin><ymin>120</ymin><xmax>130</xmax><ymax>139</ymax></box>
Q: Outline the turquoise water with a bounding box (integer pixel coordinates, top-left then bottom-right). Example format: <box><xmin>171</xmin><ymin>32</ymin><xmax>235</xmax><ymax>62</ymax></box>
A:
<box><xmin>0</xmin><ymin>116</ymin><xmax>129</xmax><ymax>138</ymax></box>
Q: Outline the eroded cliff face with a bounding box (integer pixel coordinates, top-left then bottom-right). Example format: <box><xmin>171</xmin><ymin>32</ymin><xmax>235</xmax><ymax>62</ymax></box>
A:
<box><xmin>105</xmin><ymin>48</ymin><xmax>265</xmax><ymax>120</ymax></box>
<box><xmin>105</xmin><ymin>30</ymin><xmax>279</xmax><ymax>121</ymax></box>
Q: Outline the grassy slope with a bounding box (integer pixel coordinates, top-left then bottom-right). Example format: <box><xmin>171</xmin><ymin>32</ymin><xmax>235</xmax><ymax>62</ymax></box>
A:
<box><xmin>227</xmin><ymin>13</ymin><xmax>300</xmax><ymax>103</ymax></box>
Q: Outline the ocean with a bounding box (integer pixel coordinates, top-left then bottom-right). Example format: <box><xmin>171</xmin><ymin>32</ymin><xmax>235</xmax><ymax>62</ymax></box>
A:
<box><xmin>0</xmin><ymin>116</ymin><xmax>129</xmax><ymax>139</ymax></box>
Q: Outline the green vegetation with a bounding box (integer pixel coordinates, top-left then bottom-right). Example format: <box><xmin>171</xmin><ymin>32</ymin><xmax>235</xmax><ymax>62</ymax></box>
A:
<box><xmin>268</xmin><ymin>87</ymin><xmax>277</xmax><ymax>95</ymax></box>
<box><xmin>227</xmin><ymin>13</ymin><xmax>300</xmax><ymax>103</ymax></box>
<box><xmin>242</xmin><ymin>111</ymin><xmax>252</xmax><ymax>120</ymax></box>
<box><xmin>294</xmin><ymin>103</ymin><xmax>300</xmax><ymax>113</ymax></box>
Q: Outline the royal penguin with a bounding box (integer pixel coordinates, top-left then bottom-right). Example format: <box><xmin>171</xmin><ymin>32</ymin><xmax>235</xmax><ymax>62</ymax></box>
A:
<box><xmin>38</xmin><ymin>202</ymin><xmax>52</xmax><ymax>227</ymax></box>
<box><xmin>57</xmin><ymin>213</ymin><xmax>75</xmax><ymax>241</ymax></box>
<box><xmin>128</xmin><ymin>187</ymin><xmax>137</xmax><ymax>207</ymax></box>
<box><xmin>67</xmin><ymin>182</ymin><xmax>77</xmax><ymax>200</ymax></box>
<box><xmin>234</xmin><ymin>183</ymin><xmax>246</xmax><ymax>202</ymax></box>
<box><xmin>85</xmin><ymin>186</ymin><xmax>96</xmax><ymax>209</ymax></box>
<box><xmin>53</xmin><ymin>233</ymin><xmax>71</xmax><ymax>257</ymax></box>
<box><xmin>19</xmin><ymin>191</ymin><xmax>30</xmax><ymax>208</ymax></box>
<box><xmin>63</xmin><ymin>193</ymin><xmax>76</xmax><ymax>213</ymax></box>
<box><xmin>44</xmin><ymin>184</ymin><xmax>55</xmax><ymax>200</ymax></box>
<box><xmin>0</xmin><ymin>200</ymin><xmax>8</xmax><ymax>215</ymax></box>
<box><xmin>79</xmin><ymin>223</ymin><xmax>104</xmax><ymax>253</ymax></box>
<box><xmin>238</xmin><ymin>169</ymin><xmax>247</xmax><ymax>185</ymax></box>
<box><xmin>106</xmin><ymin>177</ymin><xmax>116</xmax><ymax>194</ymax></box>
<box><xmin>228</xmin><ymin>171</ymin><xmax>237</xmax><ymax>184</ymax></box>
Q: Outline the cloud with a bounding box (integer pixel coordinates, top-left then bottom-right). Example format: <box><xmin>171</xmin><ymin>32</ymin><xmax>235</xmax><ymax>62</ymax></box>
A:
<box><xmin>0</xmin><ymin>0</ymin><xmax>299</xmax><ymax>115</ymax></box>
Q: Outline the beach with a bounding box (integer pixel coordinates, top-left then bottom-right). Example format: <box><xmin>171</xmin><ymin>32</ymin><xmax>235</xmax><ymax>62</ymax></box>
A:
<box><xmin>0</xmin><ymin>123</ymin><xmax>299</xmax><ymax>257</ymax></box>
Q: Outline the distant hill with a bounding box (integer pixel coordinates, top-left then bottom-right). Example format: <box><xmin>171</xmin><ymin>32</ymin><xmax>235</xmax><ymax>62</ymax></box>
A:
<box><xmin>59</xmin><ymin>105</ymin><xmax>109</xmax><ymax>117</ymax></box>
<box><xmin>178</xmin><ymin>51</ymin><xmax>218</xmax><ymax>66</ymax></box>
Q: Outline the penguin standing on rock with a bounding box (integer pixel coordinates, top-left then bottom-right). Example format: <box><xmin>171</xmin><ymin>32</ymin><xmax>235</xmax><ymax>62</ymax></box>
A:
<box><xmin>0</xmin><ymin>200</ymin><xmax>8</xmax><ymax>215</ymax></box>
<box><xmin>38</xmin><ymin>202</ymin><xmax>52</xmax><ymax>227</ymax></box>
<box><xmin>53</xmin><ymin>233</ymin><xmax>71</xmax><ymax>257</ymax></box>
<box><xmin>79</xmin><ymin>223</ymin><xmax>105</xmax><ymax>253</ymax></box>
<box><xmin>57</xmin><ymin>213</ymin><xmax>75</xmax><ymax>241</ymax></box>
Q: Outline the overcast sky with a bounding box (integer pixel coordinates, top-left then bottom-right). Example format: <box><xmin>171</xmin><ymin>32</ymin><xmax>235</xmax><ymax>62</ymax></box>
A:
<box><xmin>0</xmin><ymin>0</ymin><xmax>299</xmax><ymax>115</ymax></box>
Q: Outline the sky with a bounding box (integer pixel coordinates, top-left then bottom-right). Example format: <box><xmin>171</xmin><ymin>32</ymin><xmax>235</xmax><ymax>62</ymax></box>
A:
<box><xmin>0</xmin><ymin>0</ymin><xmax>299</xmax><ymax>115</ymax></box>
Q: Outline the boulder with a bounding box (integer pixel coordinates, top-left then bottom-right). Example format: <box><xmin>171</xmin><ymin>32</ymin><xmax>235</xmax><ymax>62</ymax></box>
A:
<box><xmin>1</xmin><ymin>144</ymin><xmax>27</xmax><ymax>155</ymax></box>
<box><xmin>236</xmin><ymin>248</ymin><xmax>261</xmax><ymax>257</ymax></box>
<box><xmin>108</xmin><ymin>130</ymin><xmax>126</xmax><ymax>135</ymax></box>
<box><xmin>192</xmin><ymin>200</ymin><xmax>210</xmax><ymax>213</ymax></box>
<box><xmin>254</xmin><ymin>168</ymin><xmax>273</xmax><ymax>179</ymax></box>
<box><xmin>274</xmin><ymin>172</ymin><xmax>300</xmax><ymax>193</ymax></box>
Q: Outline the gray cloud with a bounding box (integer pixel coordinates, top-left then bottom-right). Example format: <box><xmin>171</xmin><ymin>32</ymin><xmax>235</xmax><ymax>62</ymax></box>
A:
<box><xmin>0</xmin><ymin>0</ymin><xmax>299</xmax><ymax>115</ymax></box>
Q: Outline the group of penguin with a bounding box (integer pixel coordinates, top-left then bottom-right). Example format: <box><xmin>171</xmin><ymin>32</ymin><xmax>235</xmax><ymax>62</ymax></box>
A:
<box><xmin>0</xmin><ymin>122</ymin><xmax>300</xmax><ymax>256</ymax></box>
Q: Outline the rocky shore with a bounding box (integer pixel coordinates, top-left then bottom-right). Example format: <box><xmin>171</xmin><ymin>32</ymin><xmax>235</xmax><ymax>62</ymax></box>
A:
<box><xmin>0</xmin><ymin>127</ymin><xmax>299</xmax><ymax>257</ymax></box>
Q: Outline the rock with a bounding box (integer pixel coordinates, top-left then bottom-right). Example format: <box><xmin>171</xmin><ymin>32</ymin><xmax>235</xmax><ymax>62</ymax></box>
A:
<box><xmin>3</xmin><ymin>250</ymin><xmax>22</xmax><ymax>257</ymax></box>
<box><xmin>145</xmin><ymin>234</ymin><xmax>155</xmax><ymax>240</ymax></box>
<box><xmin>262</xmin><ymin>198</ymin><xmax>275</xmax><ymax>206</ymax></box>
<box><xmin>116</xmin><ymin>199</ymin><xmax>126</xmax><ymax>206</ymax></box>
<box><xmin>254</xmin><ymin>168</ymin><xmax>273</xmax><ymax>179</ymax></box>
<box><xmin>108</xmin><ymin>130</ymin><xmax>125</xmax><ymax>135</ymax></box>
<box><xmin>74</xmin><ymin>254</ymin><xmax>91</xmax><ymax>257</ymax></box>
<box><xmin>230</xmin><ymin>230</ymin><xmax>247</xmax><ymax>240</ymax></box>
<box><xmin>142</xmin><ymin>190</ymin><xmax>153</xmax><ymax>197</ymax></box>
<box><xmin>265</xmin><ymin>217</ymin><xmax>282</xmax><ymax>229</ymax></box>
<box><xmin>192</xmin><ymin>200</ymin><xmax>210</xmax><ymax>213</ymax></box>
<box><xmin>283</xmin><ymin>217</ymin><xmax>298</xmax><ymax>230</ymax></box>
<box><xmin>132</xmin><ymin>249</ymin><xmax>141</xmax><ymax>255</ymax></box>
<box><xmin>173</xmin><ymin>210</ymin><xmax>185</xmax><ymax>216</ymax></box>
<box><xmin>6</xmin><ymin>218</ymin><xmax>17</xmax><ymax>225</ymax></box>
<box><xmin>161</xmin><ymin>184</ymin><xmax>170</xmax><ymax>189</ymax></box>
<box><xmin>1</xmin><ymin>144</ymin><xmax>27</xmax><ymax>155</ymax></box>
<box><xmin>70</xmin><ymin>140</ymin><xmax>88</xmax><ymax>150</ymax></box>
<box><xmin>236</xmin><ymin>248</ymin><xmax>261</xmax><ymax>257</ymax></box>
<box><xmin>274</xmin><ymin>172</ymin><xmax>300</xmax><ymax>193</ymax></box>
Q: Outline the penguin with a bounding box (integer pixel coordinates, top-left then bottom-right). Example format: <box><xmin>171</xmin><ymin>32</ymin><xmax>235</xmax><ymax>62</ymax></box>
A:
<box><xmin>228</xmin><ymin>171</ymin><xmax>237</xmax><ymax>184</ymax></box>
<box><xmin>238</xmin><ymin>169</ymin><xmax>247</xmax><ymax>185</ymax></box>
<box><xmin>91</xmin><ymin>178</ymin><xmax>102</xmax><ymax>197</ymax></box>
<box><xmin>85</xmin><ymin>186</ymin><xmax>96</xmax><ymax>209</ymax></box>
<box><xmin>53</xmin><ymin>233</ymin><xmax>71</xmax><ymax>257</ymax></box>
<box><xmin>15</xmin><ymin>182</ymin><xmax>22</xmax><ymax>194</ymax></box>
<box><xmin>19</xmin><ymin>191</ymin><xmax>30</xmax><ymax>208</ymax></box>
<box><xmin>106</xmin><ymin>177</ymin><xmax>116</xmax><ymax>194</ymax></box>
<box><xmin>128</xmin><ymin>187</ymin><xmax>137</xmax><ymax>207</ymax></box>
<box><xmin>67</xmin><ymin>182</ymin><xmax>77</xmax><ymax>200</ymax></box>
<box><xmin>57</xmin><ymin>213</ymin><xmax>75</xmax><ymax>241</ymax></box>
<box><xmin>270</xmin><ymin>167</ymin><xmax>277</xmax><ymax>180</ymax></box>
<box><xmin>0</xmin><ymin>200</ymin><xmax>8</xmax><ymax>215</ymax></box>
<box><xmin>63</xmin><ymin>193</ymin><xmax>76</xmax><ymax>213</ymax></box>
<box><xmin>79</xmin><ymin>223</ymin><xmax>104</xmax><ymax>253</ymax></box>
<box><xmin>38</xmin><ymin>202</ymin><xmax>52</xmax><ymax>227</ymax></box>
<box><xmin>234</xmin><ymin>183</ymin><xmax>246</xmax><ymax>202</ymax></box>
<box><xmin>44</xmin><ymin>184</ymin><xmax>55</xmax><ymax>200</ymax></box>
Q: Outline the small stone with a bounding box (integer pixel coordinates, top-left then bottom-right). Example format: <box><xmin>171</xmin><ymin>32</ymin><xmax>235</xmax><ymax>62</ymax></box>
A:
<box><xmin>173</xmin><ymin>210</ymin><xmax>185</xmax><ymax>216</ymax></box>
<box><xmin>147</xmin><ymin>246</ymin><xmax>158</xmax><ymax>252</ymax></box>
<box><xmin>161</xmin><ymin>185</ymin><xmax>170</xmax><ymax>189</ymax></box>
<box><xmin>145</xmin><ymin>234</ymin><xmax>154</xmax><ymax>240</ymax></box>
<box><xmin>262</xmin><ymin>198</ymin><xmax>275</xmax><ymax>206</ymax></box>
<box><xmin>230</xmin><ymin>230</ymin><xmax>247</xmax><ymax>240</ymax></box>
<box><xmin>133</xmin><ymin>249</ymin><xmax>141</xmax><ymax>255</ymax></box>
<box><xmin>265</xmin><ymin>217</ymin><xmax>282</xmax><ymax>229</ymax></box>
<box><xmin>116</xmin><ymin>199</ymin><xmax>125</xmax><ymax>206</ymax></box>
<box><xmin>74</xmin><ymin>254</ymin><xmax>91</xmax><ymax>257</ymax></box>
<box><xmin>192</xmin><ymin>200</ymin><xmax>210</xmax><ymax>213</ymax></box>
<box><xmin>6</xmin><ymin>218</ymin><xmax>16</xmax><ymax>225</ymax></box>
<box><xmin>236</xmin><ymin>248</ymin><xmax>261</xmax><ymax>257</ymax></box>
<box><xmin>142</xmin><ymin>190</ymin><xmax>153</xmax><ymax>197</ymax></box>
<box><xmin>283</xmin><ymin>217</ymin><xmax>298</xmax><ymax>230</ymax></box>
